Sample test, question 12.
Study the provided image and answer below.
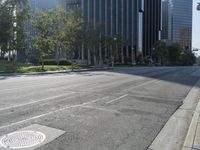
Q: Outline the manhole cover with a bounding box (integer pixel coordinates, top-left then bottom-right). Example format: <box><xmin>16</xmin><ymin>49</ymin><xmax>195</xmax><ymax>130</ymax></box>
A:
<box><xmin>0</xmin><ymin>131</ymin><xmax>46</xmax><ymax>149</ymax></box>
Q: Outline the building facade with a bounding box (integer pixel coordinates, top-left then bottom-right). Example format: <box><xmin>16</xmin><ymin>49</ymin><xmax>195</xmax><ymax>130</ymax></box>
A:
<box><xmin>58</xmin><ymin>0</ymin><xmax>162</xmax><ymax>64</ymax></box>
<box><xmin>162</xmin><ymin>0</ymin><xmax>193</xmax><ymax>50</ymax></box>
<box><xmin>143</xmin><ymin>0</ymin><xmax>162</xmax><ymax>56</ymax></box>
<box><xmin>82</xmin><ymin>0</ymin><xmax>144</xmax><ymax>64</ymax></box>
<box><xmin>57</xmin><ymin>0</ymin><xmax>81</xmax><ymax>11</ymax></box>
<box><xmin>161</xmin><ymin>0</ymin><xmax>169</xmax><ymax>40</ymax></box>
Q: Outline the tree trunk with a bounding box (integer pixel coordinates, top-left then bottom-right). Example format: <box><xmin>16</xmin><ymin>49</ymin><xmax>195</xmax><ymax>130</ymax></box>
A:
<box><xmin>71</xmin><ymin>58</ymin><xmax>74</xmax><ymax>72</ymax></box>
<box><xmin>126</xmin><ymin>46</ymin><xmax>129</xmax><ymax>57</ymax></box>
<box><xmin>111</xmin><ymin>56</ymin><xmax>114</xmax><ymax>68</ymax></box>
<box><xmin>94</xmin><ymin>55</ymin><xmax>97</xmax><ymax>67</ymax></box>
<box><xmin>116</xmin><ymin>44</ymin><xmax>119</xmax><ymax>63</ymax></box>
<box><xmin>8</xmin><ymin>50</ymin><xmax>11</xmax><ymax>62</ymax></box>
<box><xmin>81</xmin><ymin>45</ymin><xmax>84</xmax><ymax>61</ymax></box>
<box><xmin>121</xmin><ymin>47</ymin><xmax>124</xmax><ymax>64</ymax></box>
<box><xmin>56</xmin><ymin>48</ymin><xmax>60</xmax><ymax>66</ymax></box>
<box><xmin>41</xmin><ymin>58</ymin><xmax>44</xmax><ymax>70</ymax></box>
<box><xmin>99</xmin><ymin>44</ymin><xmax>103</xmax><ymax>67</ymax></box>
<box><xmin>105</xmin><ymin>47</ymin><xmax>108</xmax><ymax>59</ymax></box>
<box><xmin>131</xmin><ymin>47</ymin><xmax>135</xmax><ymax>65</ymax></box>
<box><xmin>87</xmin><ymin>49</ymin><xmax>91</xmax><ymax>65</ymax></box>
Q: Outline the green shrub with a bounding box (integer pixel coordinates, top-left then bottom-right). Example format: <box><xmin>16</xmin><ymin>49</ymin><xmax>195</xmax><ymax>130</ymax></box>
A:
<box><xmin>41</xmin><ymin>59</ymin><xmax>71</xmax><ymax>66</ymax></box>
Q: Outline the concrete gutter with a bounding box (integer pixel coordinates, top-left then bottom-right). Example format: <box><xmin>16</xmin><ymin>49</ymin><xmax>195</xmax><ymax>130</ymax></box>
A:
<box><xmin>0</xmin><ymin>67</ymin><xmax>112</xmax><ymax>76</ymax></box>
<box><xmin>148</xmin><ymin>79</ymin><xmax>200</xmax><ymax>150</ymax></box>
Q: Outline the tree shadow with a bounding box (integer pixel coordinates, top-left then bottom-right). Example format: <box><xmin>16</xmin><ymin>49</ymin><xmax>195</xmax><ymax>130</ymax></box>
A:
<box><xmin>106</xmin><ymin>66</ymin><xmax>200</xmax><ymax>88</ymax></box>
<box><xmin>0</xmin><ymin>66</ymin><xmax>199</xmax><ymax>88</ymax></box>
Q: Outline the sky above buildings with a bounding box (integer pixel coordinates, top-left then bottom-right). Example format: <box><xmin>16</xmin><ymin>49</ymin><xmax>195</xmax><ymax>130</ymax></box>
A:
<box><xmin>193</xmin><ymin>0</ymin><xmax>200</xmax><ymax>56</ymax></box>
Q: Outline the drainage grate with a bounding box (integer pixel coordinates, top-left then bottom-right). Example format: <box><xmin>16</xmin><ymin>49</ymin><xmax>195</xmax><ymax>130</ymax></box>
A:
<box><xmin>0</xmin><ymin>131</ymin><xmax>46</xmax><ymax>149</ymax></box>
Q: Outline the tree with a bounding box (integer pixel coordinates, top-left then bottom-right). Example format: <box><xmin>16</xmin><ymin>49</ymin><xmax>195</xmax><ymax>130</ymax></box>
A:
<box><xmin>32</xmin><ymin>10</ymin><xmax>55</xmax><ymax>69</ymax></box>
<box><xmin>168</xmin><ymin>43</ymin><xmax>181</xmax><ymax>65</ymax></box>
<box><xmin>84</xmin><ymin>22</ymin><xmax>103</xmax><ymax>66</ymax></box>
<box><xmin>196</xmin><ymin>56</ymin><xmax>200</xmax><ymax>66</ymax></box>
<box><xmin>113</xmin><ymin>34</ymin><xmax>127</xmax><ymax>64</ymax></box>
<box><xmin>63</xmin><ymin>10</ymin><xmax>83</xmax><ymax>71</ymax></box>
<box><xmin>0</xmin><ymin>0</ymin><xmax>30</xmax><ymax>62</ymax></box>
<box><xmin>5</xmin><ymin>0</ymin><xmax>30</xmax><ymax>62</ymax></box>
<box><xmin>51</xmin><ymin>8</ymin><xmax>67</xmax><ymax>66</ymax></box>
<box><xmin>0</xmin><ymin>1</ymin><xmax>13</xmax><ymax>58</ymax></box>
<box><xmin>152</xmin><ymin>41</ymin><xmax>168</xmax><ymax>65</ymax></box>
<box><xmin>180</xmin><ymin>50</ymin><xmax>196</xmax><ymax>66</ymax></box>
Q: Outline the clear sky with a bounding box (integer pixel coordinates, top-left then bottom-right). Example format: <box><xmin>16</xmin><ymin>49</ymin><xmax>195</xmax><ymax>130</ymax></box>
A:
<box><xmin>193</xmin><ymin>0</ymin><xmax>200</xmax><ymax>56</ymax></box>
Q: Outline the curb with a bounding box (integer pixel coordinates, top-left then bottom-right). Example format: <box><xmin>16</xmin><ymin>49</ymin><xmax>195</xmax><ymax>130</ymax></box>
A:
<box><xmin>0</xmin><ymin>67</ymin><xmax>112</xmax><ymax>76</ymax></box>
<box><xmin>182</xmin><ymin>97</ymin><xmax>200</xmax><ymax>150</ymax></box>
<box><xmin>148</xmin><ymin>79</ymin><xmax>200</xmax><ymax>150</ymax></box>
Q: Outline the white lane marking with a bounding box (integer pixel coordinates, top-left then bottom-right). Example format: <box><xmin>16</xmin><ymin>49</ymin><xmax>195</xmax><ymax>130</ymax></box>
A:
<box><xmin>126</xmin><ymin>79</ymin><xmax>159</xmax><ymax>91</ymax></box>
<box><xmin>81</xmin><ymin>105</ymin><xmax>121</xmax><ymax>114</ymax></box>
<box><xmin>106</xmin><ymin>94</ymin><xmax>128</xmax><ymax>104</ymax></box>
<box><xmin>0</xmin><ymin>92</ymin><xmax>76</xmax><ymax>111</ymax></box>
<box><xmin>0</xmin><ymin>96</ymin><xmax>109</xmax><ymax>130</ymax></box>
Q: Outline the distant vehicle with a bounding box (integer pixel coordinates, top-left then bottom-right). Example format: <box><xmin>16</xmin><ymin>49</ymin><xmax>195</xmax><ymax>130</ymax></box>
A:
<box><xmin>197</xmin><ymin>3</ymin><xmax>200</xmax><ymax>11</ymax></box>
<box><xmin>193</xmin><ymin>48</ymin><xmax>199</xmax><ymax>51</ymax></box>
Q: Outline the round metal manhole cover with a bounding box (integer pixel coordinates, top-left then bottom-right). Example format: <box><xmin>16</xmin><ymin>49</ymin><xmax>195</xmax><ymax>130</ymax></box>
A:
<box><xmin>0</xmin><ymin>131</ymin><xmax>46</xmax><ymax>149</ymax></box>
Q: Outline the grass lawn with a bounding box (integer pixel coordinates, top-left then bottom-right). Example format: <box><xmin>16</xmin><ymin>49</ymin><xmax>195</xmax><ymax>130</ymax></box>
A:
<box><xmin>0</xmin><ymin>61</ymin><xmax>85</xmax><ymax>73</ymax></box>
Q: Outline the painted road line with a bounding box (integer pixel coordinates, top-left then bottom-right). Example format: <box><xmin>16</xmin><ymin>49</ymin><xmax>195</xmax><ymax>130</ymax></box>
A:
<box><xmin>106</xmin><ymin>94</ymin><xmax>128</xmax><ymax>104</ymax></box>
<box><xmin>81</xmin><ymin>105</ymin><xmax>122</xmax><ymax>114</ymax></box>
<box><xmin>0</xmin><ymin>96</ymin><xmax>109</xmax><ymax>130</ymax></box>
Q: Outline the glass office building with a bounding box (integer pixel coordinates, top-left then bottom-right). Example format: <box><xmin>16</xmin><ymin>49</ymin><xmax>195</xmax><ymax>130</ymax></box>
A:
<box><xmin>82</xmin><ymin>0</ymin><xmax>142</xmax><ymax>64</ymax></box>
<box><xmin>161</xmin><ymin>0</ymin><xmax>169</xmax><ymax>40</ymax></box>
<box><xmin>59</xmin><ymin>0</ymin><xmax>161</xmax><ymax>64</ymax></box>
<box><xmin>143</xmin><ymin>0</ymin><xmax>162</xmax><ymax>56</ymax></box>
<box><xmin>162</xmin><ymin>0</ymin><xmax>193</xmax><ymax>50</ymax></box>
<box><xmin>57</xmin><ymin>0</ymin><xmax>81</xmax><ymax>11</ymax></box>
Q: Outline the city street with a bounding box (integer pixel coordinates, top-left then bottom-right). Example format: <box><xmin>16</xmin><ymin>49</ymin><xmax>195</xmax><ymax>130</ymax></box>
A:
<box><xmin>0</xmin><ymin>67</ymin><xmax>200</xmax><ymax>150</ymax></box>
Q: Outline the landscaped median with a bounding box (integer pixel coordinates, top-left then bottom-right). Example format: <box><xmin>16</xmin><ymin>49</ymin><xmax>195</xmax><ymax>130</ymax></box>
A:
<box><xmin>0</xmin><ymin>62</ymin><xmax>87</xmax><ymax>73</ymax></box>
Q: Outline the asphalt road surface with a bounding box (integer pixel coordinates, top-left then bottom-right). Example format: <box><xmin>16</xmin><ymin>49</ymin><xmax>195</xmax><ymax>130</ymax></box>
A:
<box><xmin>0</xmin><ymin>67</ymin><xmax>200</xmax><ymax>150</ymax></box>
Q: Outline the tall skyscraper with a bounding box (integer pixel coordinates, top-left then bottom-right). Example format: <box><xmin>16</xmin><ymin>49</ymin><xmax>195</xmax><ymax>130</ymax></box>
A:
<box><xmin>82</xmin><ymin>0</ymin><xmax>143</xmax><ymax>64</ymax></box>
<box><xmin>161</xmin><ymin>0</ymin><xmax>169</xmax><ymax>40</ymax></box>
<box><xmin>143</xmin><ymin>0</ymin><xmax>162</xmax><ymax>56</ymax></box>
<box><xmin>162</xmin><ymin>0</ymin><xmax>193</xmax><ymax>50</ymax></box>
<box><xmin>57</xmin><ymin>0</ymin><xmax>81</xmax><ymax>11</ymax></box>
<box><xmin>58</xmin><ymin>0</ymin><xmax>162</xmax><ymax>64</ymax></box>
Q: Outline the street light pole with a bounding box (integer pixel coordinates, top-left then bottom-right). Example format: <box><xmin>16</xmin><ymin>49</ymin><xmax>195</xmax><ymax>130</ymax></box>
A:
<box><xmin>111</xmin><ymin>37</ymin><xmax>117</xmax><ymax>68</ymax></box>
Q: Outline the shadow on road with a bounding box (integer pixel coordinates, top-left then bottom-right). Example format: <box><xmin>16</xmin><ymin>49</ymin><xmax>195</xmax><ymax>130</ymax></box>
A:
<box><xmin>108</xmin><ymin>66</ymin><xmax>200</xmax><ymax>88</ymax></box>
<box><xmin>0</xmin><ymin>66</ymin><xmax>200</xmax><ymax>88</ymax></box>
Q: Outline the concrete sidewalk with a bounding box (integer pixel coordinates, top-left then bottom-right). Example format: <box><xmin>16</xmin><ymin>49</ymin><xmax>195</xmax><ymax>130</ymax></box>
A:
<box><xmin>181</xmin><ymin>68</ymin><xmax>200</xmax><ymax>149</ymax></box>
<box><xmin>182</xmin><ymin>97</ymin><xmax>200</xmax><ymax>150</ymax></box>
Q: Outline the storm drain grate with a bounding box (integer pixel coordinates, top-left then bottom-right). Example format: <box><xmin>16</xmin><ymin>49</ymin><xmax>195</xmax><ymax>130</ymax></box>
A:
<box><xmin>0</xmin><ymin>131</ymin><xmax>46</xmax><ymax>149</ymax></box>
